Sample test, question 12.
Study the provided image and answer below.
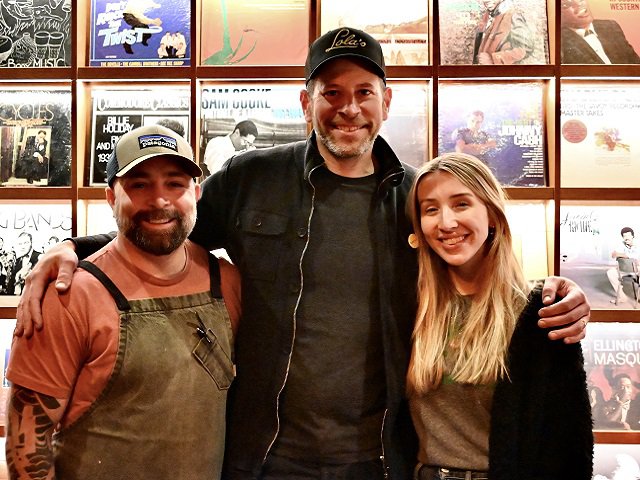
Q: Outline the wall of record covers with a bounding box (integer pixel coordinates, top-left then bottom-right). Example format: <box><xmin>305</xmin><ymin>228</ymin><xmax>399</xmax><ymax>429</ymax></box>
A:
<box><xmin>0</xmin><ymin>0</ymin><xmax>639</xmax><ymax>468</ymax></box>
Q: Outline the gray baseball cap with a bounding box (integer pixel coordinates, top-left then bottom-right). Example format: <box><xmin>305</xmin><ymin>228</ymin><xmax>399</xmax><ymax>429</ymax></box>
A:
<box><xmin>106</xmin><ymin>124</ymin><xmax>201</xmax><ymax>186</ymax></box>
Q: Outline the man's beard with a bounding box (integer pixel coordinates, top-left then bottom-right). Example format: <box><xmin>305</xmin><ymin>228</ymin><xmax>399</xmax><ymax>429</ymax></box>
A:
<box><xmin>314</xmin><ymin>120</ymin><xmax>377</xmax><ymax>160</ymax></box>
<box><xmin>116</xmin><ymin>208</ymin><xmax>196</xmax><ymax>256</ymax></box>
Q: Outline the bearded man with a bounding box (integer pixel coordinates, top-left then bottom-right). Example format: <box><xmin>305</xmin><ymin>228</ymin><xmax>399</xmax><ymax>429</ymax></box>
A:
<box><xmin>5</xmin><ymin>124</ymin><xmax>241</xmax><ymax>480</ymax></box>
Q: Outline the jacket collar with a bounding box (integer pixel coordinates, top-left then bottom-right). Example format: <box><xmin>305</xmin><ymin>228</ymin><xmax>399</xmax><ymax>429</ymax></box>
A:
<box><xmin>303</xmin><ymin>131</ymin><xmax>405</xmax><ymax>194</ymax></box>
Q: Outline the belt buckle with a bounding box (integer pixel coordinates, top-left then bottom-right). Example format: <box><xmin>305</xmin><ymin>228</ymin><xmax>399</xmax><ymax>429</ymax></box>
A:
<box><xmin>438</xmin><ymin>468</ymin><xmax>472</xmax><ymax>480</ymax></box>
<box><xmin>437</xmin><ymin>468</ymin><xmax>455</xmax><ymax>480</ymax></box>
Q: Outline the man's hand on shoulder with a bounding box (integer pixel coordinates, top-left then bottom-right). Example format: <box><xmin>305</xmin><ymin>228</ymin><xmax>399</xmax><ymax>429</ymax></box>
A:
<box><xmin>537</xmin><ymin>276</ymin><xmax>590</xmax><ymax>344</ymax></box>
<box><xmin>15</xmin><ymin>240</ymin><xmax>79</xmax><ymax>338</ymax></box>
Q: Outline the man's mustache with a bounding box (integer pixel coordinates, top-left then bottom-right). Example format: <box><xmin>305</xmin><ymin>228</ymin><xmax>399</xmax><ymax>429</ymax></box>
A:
<box><xmin>132</xmin><ymin>209</ymin><xmax>180</xmax><ymax>223</ymax></box>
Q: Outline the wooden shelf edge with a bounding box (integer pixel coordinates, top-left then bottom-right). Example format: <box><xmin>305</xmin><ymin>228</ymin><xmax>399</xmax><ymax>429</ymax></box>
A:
<box><xmin>594</xmin><ymin>431</ymin><xmax>640</xmax><ymax>444</ymax></box>
<box><xmin>8</xmin><ymin>64</ymin><xmax>639</xmax><ymax>81</ymax></box>
<box><xmin>78</xmin><ymin>187</ymin><xmax>108</xmax><ymax>200</ymax></box>
<box><xmin>505</xmin><ymin>187</ymin><xmax>554</xmax><ymax>200</ymax></box>
<box><xmin>0</xmin><ymin>67</ymin><xmax>74</xmax><ymax>80</ymax></box>
<box><xmin>560</xmin><ymin>65</ymin><xmax>640</xmax><ymax>78</ymax></box>
<box><xmin>437</xmin><ymin>64</ymin><xmax>555</xmax><ymax>79</ymax></box>
<box><xmin>590</xmin><ymin>309</ymin><xmax>640</xmax><ymax>323</ymax></box>
<box><xmin>196</xmin><ymin>65</ymin><xmax>304</xmax><ymax>79</ymax></box>
<box><xmin>560</xmin><ymin>188</ymin><xmax>640</xmax><ymax>201</ymax></box>
<box><xmin>0</xmin><ymin>307</ymin><xmax>16</xmax><ymax>317</ymax></box>
<box><xmin>0</xmin><ymin>187</ymin><xmax>73</xmax><ymax>200</ymax></box>
<box><xmin>77</xmin><ymin>66</ymin><xmax>194</xmax><ymax>80</ymax></box>
<box><xmin>387</xmin><ymin>65</ymin><xmax>433</xmax><ymax>79</ymax></box>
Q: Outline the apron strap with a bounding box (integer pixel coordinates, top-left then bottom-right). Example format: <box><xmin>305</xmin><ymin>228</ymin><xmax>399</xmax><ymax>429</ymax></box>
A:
<box><xmin>207</xmin><ymin>253</ymin><xmax>222</xmax><ymax>299</ymax></box>
<box><xmin>78</xmin><ymin>260</ymin><xmax>131</xmax><ymax>311</ymax></box>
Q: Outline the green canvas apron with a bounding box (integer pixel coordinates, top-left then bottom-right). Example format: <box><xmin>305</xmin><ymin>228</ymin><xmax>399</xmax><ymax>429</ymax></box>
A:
<box><xmin>53</xmin><ymin>256</ymin><xmax>234</xmax><ymax>480</ymax></box>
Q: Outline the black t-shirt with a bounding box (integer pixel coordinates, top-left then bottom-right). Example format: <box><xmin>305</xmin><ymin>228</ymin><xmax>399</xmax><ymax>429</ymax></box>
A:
<box><xmin>271</xmin><ymin>167</ymin><xmax>386</xmax><ymax>463</ymax></box>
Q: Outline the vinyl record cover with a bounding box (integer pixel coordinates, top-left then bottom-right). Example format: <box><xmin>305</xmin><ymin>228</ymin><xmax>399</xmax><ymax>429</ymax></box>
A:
<box><xmin>81</xmin><ymin>201</ymin><xmax>117</xmax><ymax>236</ymax></box>
<box><xmin>439</xmin><ymin>0</ymin><xmax>549</xmax><ymax>65</ymax></box>
<box><xmin>593</xmin><ymin>443</ymin><xmax>640</xmax><ymax>479</ymax></box>
<box><xmin>561</xmin><ymin>82</ymin><xmax>640</xmax><ymax>187</ymax></box>
<box><xmin>582</xmin><ymin>322</ymin><xmax>640</xmax><ymax>431</ymax></box>
<box><xmin>0</xmin><ymin>0</ymin><xmax>71</xmax><ymax>67</ymax></box>
<box><xmin>0</xmin><ymin>201</ymin><xmax>71</xmax><ymax>296</ymax></box>
<box><xmin>89</xmin><ymin>87</ymin><xmax>190</xmax><ymax>185</ymax></box>
<box><xmin>320</xmin><ymin>0</ymin><xmax>429</xmax><ymax>66</ymax></box>
<box><xmin>199</xmin><ymin>83</ymin><xmax>306</xmax><ymax>177</ymax></box>
<box><xmin>505</xmin><ymin>201</ymin><xmax>550</xmax><ymax>280</ymax></box>
<box><xmin>561</xmin><ymin>0</ymin><xmax>640</xmax><ymax>64</ymax></box>
<box><xmin>559</xmin><ymin>204</ymin><xmax>640</xmax><ymax>310</ymax></box>
<box><xmin>200</xmin><ymin>0</ymin><xmax>308</xmax><ymax>66</ymax></box>
<box><xmin>379</xmin><ymin>81</ymin><xmax>428</xmax><ymax>168</ymax></box>
<box><xmin>90</xmin><ymin>0</ymin><xmax>190</xmax><ymax>66</ymax></box>
<box><xmin>438</xmin><ymin>81</ymin><xmax>546</xmax><ymax>187</ymax></box>
<box><xmin>0</xmin><ymin>89</ymin><xmax>71</xmax><ymax>186</ymax></box>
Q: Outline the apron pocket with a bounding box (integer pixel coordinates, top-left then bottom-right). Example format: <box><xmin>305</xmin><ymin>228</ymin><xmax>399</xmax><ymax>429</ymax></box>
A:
<box><xmin>192</xmin><ymin>330</ymin><xmax>236</xmax><ymax>390</ymax></box>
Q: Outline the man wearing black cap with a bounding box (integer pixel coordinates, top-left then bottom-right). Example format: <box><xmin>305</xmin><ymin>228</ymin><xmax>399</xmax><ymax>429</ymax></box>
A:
<box><xmin>6</xmin><ymin>125</ymin><xmax>241</xmax><ymax>479</ymax></box>
<box><xmin>18</xmin><ymin>28</ymin><xmax>590</xmax><ymax>480</ymax></box>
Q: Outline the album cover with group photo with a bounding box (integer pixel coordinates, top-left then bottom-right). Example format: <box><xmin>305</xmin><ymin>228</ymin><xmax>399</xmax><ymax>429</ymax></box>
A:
<box><xmin>0</xmin><ymin>201</ymin><xmax>71</xmax><ymax>297</ymax></box>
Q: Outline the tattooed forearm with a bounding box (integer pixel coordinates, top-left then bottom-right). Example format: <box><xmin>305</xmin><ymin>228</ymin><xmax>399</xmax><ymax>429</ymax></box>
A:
<box><xmin>6</xmin><ymin>385</ymin><xmax>63</xmax><ymax>480</ymax></box>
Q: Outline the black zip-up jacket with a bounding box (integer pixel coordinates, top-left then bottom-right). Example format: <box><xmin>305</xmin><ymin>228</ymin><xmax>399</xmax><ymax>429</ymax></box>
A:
<box><xmin>192</xmin><ymin>133</ymin><xmax>419</xmax><ymax>479</ymax></box>
<box><xmin>74</xmin><ymin>133</ymin><xmax>419</xmax><ymax>479</ymax></box>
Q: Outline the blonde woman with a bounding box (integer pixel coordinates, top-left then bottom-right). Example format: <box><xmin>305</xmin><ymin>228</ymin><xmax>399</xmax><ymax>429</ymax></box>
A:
<box><xmin>406</xmin><ymin>153</ymin><xmax>593</xmax><ymax>480</ymax></box>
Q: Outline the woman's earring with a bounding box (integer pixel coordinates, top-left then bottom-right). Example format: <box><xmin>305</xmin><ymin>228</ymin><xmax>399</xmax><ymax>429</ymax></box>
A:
<box><xmin>408</xmin><ymin>233</ymin><xmax>419</xmax><ymax>249</ymax></box>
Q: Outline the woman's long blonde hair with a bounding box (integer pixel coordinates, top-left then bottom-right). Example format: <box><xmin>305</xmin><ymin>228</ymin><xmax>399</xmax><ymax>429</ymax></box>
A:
<box><xmin>406</xmin><ymin>153</ymin><xmax>530</xmax><ymax>394</ymax></box>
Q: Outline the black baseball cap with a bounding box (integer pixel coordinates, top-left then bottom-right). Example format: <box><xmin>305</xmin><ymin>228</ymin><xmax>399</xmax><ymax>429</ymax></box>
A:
<box><xmin>305</xmin><ymin>27</ymin><xmax>386</xmax><ymax>85</ymax></box>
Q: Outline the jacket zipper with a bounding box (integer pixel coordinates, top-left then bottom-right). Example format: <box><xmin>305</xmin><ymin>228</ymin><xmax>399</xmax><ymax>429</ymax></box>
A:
<box><xmin>260</xmin><ymin>163</ymin><xmax>322</xmax><ymax>468</ymax></box>
<box><xmin>380</xmin><ymin>407</ymin><xmax>389</xmax><ymax>478</ymax></box>
<box><xmin>378</xmin><ymin>169</ymin><xmax>403</xmax><ymax>197</ymax></box>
